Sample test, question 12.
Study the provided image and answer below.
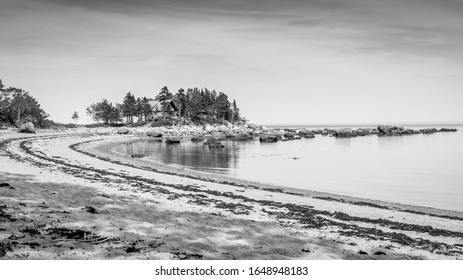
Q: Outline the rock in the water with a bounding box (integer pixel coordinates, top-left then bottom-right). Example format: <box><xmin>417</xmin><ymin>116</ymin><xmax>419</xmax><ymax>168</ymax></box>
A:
<box><xmin>147</xmin><ymin>129</ymin><xmax>163</xmax><ymax>137</ymax></box>
<box><xmin>439</xmin><ymin>128</ymin><xmax>457</xmax><ymax>132</ymax></box>
<box><xmin>284</xmin><ymin>132</ymin><xmax>295</xmax><ymax>139</ymax></box>
<box><xmin>165</xmin><ymin>137</ymin><xmax>181</xmax><ymax>144</ymax></box>
<box><xmin>259</xmin><ymin>134</ymin><xmax>279</xmax><ymax>142</ymax></box>
<box><xmin>377</xmin><ymin>125</ymin><xmax>395</xmax><ymax>134</ymax></box>
<box><xmin>131</xmin><ymin>154</ymin><xmax>145</xmax><ymax>158</ymax></box>
<box><xmin>233</xmin><ymin>133</ymin><xmax>253</xmax><ymax>141</ymax></box>
<box><xmin>191</xmin><ymin>136</ymin><xmax>204</xmax><ymax>142</ymax></box>
<box><xmin>204</xmin><ymin>138</ymin><xmax>220</xmax><ymax>145</ymax></box>
<box><xmin>18</xmin><ymin>122</ymin><xmax>36</xmax><ymax>133</ymax></box>
<box><xmin>419</xmin><ymin>128</ymin><xmax>438</xmax><ymax>134</ymax></box>
<box><xmin>334</xmin><ymin>128</ymin><xmax>357</xmax><ymax>138</ymax></box>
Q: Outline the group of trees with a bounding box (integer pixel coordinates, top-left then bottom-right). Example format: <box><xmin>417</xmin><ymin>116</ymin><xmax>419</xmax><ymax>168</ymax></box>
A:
<box><xmin>167</xmin><ymin>86</ymin><xmax>240</xmax><ymax>122</ymax></box>
<box><xmin>85</xmin><ymin>92</ymin><xmax>152</xmax><ymax>124</ymax></box>
<box><xmin>0</xmin><ymin>79</ymin><xmax>49</xmax><ymax>127</ymax></box>
<box><xmin>86</xmin><ymin>86</ymin><xmax>242</xmax><ymax>124</ymax></box>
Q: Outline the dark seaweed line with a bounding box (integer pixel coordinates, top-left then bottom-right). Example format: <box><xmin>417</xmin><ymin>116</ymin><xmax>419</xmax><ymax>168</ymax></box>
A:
<box><xmin>10</xmin><ymin>136</ymin><xmax>463</xmax><ymax>256</ymax></box>
<box><xmin>313</xmin><ymin>196</ymin><xmax>463</xmax><ymax>222</ymax></box>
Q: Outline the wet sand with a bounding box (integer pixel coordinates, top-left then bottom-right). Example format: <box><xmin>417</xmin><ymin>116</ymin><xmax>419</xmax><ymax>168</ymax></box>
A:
<box><xmin>1</xmin><ymin>130</ymin><xmax>462</xmax><ymax>259</ymax></box>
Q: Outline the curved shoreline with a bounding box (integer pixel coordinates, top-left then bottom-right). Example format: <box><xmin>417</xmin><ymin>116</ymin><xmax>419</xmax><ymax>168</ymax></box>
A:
<box><xmin>77</xmin><ymin>135</ymin><xmax>463</xmax><ymax>219</ymax></box>
<box><xmin>2</xmin><ymin>131</ymin><xmax>463</xmax><ymax>259</ymax></box>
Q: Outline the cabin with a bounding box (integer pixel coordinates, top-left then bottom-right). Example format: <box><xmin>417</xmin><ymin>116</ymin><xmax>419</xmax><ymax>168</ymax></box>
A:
<box><xmin>146</xmin><ymin>99</ymin><xmax>179</xmax><ymax>121</ymax></box>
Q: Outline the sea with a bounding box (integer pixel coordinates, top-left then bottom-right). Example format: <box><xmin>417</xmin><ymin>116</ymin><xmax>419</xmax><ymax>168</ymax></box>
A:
<box><xmin>113</xmin><ymin>125</ymin><xmax>463</xmax><ymax>212</ymax></box>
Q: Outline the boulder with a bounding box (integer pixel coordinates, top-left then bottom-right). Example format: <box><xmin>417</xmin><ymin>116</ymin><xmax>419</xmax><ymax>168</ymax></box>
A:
<box><xmin>377</xmin><ymin>125</ymin><xmax>394</xmax><ymax>134</ymax></box>
<box><xmin>259</xmin><ymin>134</ymin><xmax>279</xmax><ymax>142</ymax></box>
<box><xmin>225</xmin><ymin>132</ymin><xmax>236</xmax><ymax>138</ymax></box>
<box><xmin>147</xmin><ymin>129</ymin><xmax>163</xmax><ymax>137</ymax></box>
<box><xmin>334</xmin><ymin>128</ymin><xmax>357</xmax><ymax>138</ymax></box>
<box><xmin>131</xmin><ymin>154</ymin><xmax>145</xmax><ymax>158</ymax></box>
<box><xmin>18</xmin><ymin>122</ymin><xmax>36</xmax><ymax>134</ymax></box>
<box><xmin>204</xmin><ymin>124</ymin><xmax>214</xmax><ymax>133</ymax></box>
<box><xmin>304</xmin><ymin>133</ymin><xmax>315</xmax><ymax>139</ymax></box>
<box><xmin>439</xmin><ymin>128</ymin><xmax>457</xmax><ymax>132</ymax></box>
<box><xmin>284</xmin><ymin>132</ymin><xmax>295</xmax><ymax>139</ymax></box>
<box><xmin>165</xmin><ymin>137</ymin><xmax>181</xmax><ymax>144</ymax></box>
<box><xmin>117</xmin><ymin>129</ymin><xmax>129</xmax><ymax>134</ymax></box>
<box><xmin>191</xmin><ymin>136</ymin><xmax>204</xmax><ymax>142</ymax></box>
<box><xmin>233</xmin><ymin>133</ymin><xmax>253</xmax><ymax>141</ymax></box>
<box><xmin>204</xmin><ymin>138</ymin><xmax>221</xmax><ymax>145</ymax></box>
<box><xmin>420</xmin><ymin>128</ymin><xmax>438</xmax><ymax>134</ymax></box>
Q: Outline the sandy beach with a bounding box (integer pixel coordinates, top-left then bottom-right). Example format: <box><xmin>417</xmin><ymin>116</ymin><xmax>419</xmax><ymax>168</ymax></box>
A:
<box><xmin>1</xmin><ymin>129</ymin><xmax>463</xmax><ymax>260</ymax></box>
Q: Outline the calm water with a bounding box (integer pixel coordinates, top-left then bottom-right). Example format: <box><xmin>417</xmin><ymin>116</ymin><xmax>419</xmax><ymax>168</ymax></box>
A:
<box><xmin>114</xmin><ymin>126</ymin><xmax>463</xmax><ymax>212</ymax></box>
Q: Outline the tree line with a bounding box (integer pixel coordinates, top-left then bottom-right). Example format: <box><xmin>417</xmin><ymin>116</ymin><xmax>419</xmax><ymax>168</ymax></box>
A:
<box><xmin>0</xmin><ymin>79</ymin><xmax>49</xmax><ymax>127</ymax></box>
<box><xmin>86</xmin><ymin>86</ymin><xmax>241</xmax><ymax>124</ymax></box>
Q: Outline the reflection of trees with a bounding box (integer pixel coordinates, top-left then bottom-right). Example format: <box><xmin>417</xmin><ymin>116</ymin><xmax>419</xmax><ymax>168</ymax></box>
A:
<box><xmin>121</xmin><ymin>139</ymin><xmax>248</xmax><ymax>173</ymax></box>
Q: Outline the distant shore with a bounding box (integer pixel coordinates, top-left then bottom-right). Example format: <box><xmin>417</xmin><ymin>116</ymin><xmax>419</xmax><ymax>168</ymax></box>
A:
<box><xmin>1</xmin><ymin>129</ymin><xmax>463</xmax><ymax>259</ymax></box>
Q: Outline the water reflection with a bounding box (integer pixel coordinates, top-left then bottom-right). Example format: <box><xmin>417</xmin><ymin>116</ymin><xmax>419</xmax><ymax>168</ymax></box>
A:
<box><xmin>116</xmin><ymin>139</ymin><xmax>243</xmax><ymax>173</ymax></box>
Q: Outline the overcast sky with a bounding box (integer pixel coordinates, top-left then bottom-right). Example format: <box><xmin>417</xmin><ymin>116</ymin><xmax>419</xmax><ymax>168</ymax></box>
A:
<box><xmin>1</xmin><ymin>0</ymin><xmax>463</xmax><ymax>125</ymax></box>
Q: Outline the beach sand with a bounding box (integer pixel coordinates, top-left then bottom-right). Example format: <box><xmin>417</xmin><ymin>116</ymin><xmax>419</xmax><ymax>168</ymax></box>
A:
<box><xmin>1</xmin><ymin>130</ymin><xmax>462</xmax><ymax>259</ymax></box>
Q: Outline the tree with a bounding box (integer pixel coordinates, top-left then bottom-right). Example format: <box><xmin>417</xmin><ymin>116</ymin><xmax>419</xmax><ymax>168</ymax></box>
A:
<box><xmin>86</xmin><ymin>99</ymin><xmax>121</xmax><ymax>124</ymax></box>
<box><xmin>141</xmin><ymin>97</ymin><xmax>152</xmax><ymax>121</ymax></box>
<box><xmin>121</xmin><ymin>92</ymin><xmax>136</xmax><ymax>123</ymax></box>
<box><xmin>72</xmin><ymin>111</ymin><xmax>79</xmax><ymax>124</ymax></box>
<box><xmin>173</xmin><ymin>88</ymin><xmax>187</xmax><ymax>118</ymax></box>
<box><xmin>0</xmin><ymin>84</ymin><xmax>49</xmax><ymax>127</ymax></box>
<box><xmin>155</xmin><ymin>86</ymin><xmax>172</xmax><ymax>119</ymax></box>
<box><xmin>216</xmin><ymin>92</ymin><xmax>231</xmax><ymax>120</ymax></box>
<box><xmin>232</xmin><ymin>99</ymin><xmax>240</xmax><ymax>122</ymax></box>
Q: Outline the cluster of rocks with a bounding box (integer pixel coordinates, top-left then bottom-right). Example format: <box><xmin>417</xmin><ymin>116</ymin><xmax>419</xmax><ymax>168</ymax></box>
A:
<box><xmin>332</xmin><ymin>125</ymin><xmax>458</xmax><ymax>138</ymax></box>
<box><xmin>257</xmin><ymin>125</ymin><xmax>458</xmax><ymax>142</ymax></box>
<box><xmin>104</xmin><ymin>123</ymin><xmax>459</xmax><ymax>142</ymax></box>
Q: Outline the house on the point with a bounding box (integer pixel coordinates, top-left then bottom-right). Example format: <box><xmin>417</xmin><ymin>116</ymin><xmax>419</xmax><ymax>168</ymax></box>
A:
<box><xmin>146</xmin><ymin>99</ymin><xmax>179</xmax><ymax>121</ymax></box>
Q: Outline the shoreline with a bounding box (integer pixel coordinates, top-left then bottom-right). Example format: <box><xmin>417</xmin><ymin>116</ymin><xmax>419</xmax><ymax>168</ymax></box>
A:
<box><xmin>83</xmin><ymin>135</ymin><xmax>463</xmax><ymax>218</ymax></box>
<box><xmin>1</xmin><ymin>130</ymin><xmax>463</xmax><ymax>259</ymax></box>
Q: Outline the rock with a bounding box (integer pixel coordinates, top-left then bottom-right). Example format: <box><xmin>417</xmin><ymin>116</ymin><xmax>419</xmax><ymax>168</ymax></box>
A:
<box><xmin>211</xmin><ymin>132</ymin><xmax>226</xmax><ymax>139</ymax></box>
<box><xmin>165</xmin><ymin>137</ymin><xmax>181</xmax><ymax>144</ymax></box>
<box><xmin>18</xmin><ymin>122</ymin><xmax>36</xmax><ymax>133</ymax></box>
<box><xmin>117</xmin><ymin>129</ymin><xmax>129</xmax><ymax>134</ymax></box>
<box><xmin>357</xmin><ymin>250</ymin><xmax>368</xmax><ymax>255</ymax></box>
<box><xmin>419</xmin><ymin>128</ymin><xmax>438</xmax><ymax>134</ymax></box>
<box><xmin>131</xmin><ymin>154</ymin><xmax>145</xmax><ymax>158</ymax></box>
<box><xmin>147</xmin><ymin>129</ymin><xmax>163</xmax><ymax>137</ymax></box>
<box><xmin>334</xmin><ymin>128</ymin><xmax>357</xmax><ymax>138</ymax></box>
<box><xmin>439</xmin><ymin>128</ymin><xmax>457</xmax><ymax>132</ymax></box>
<box><xmin>233</xmin><ymin>133</ymin><xmax>253</xmax><ymax>141</ymax></box>
<box><xmin>284</xmin><ymin>132</ymin><xmax>295</xmax><ymax>139</ymax></box>
<box><xmin>377</xmin><ymin>125</ymin><xmax>395</xmax><ymax>134</ymax></box>
<box><xmin>259</xmin><ymin>134</ymin><xmax>279</xmax><ymax>142</ymax></box>
<box><xmin>204</xmin><ymin>138</ymin><xmax>221</xmax><ymax>145</ymax></box>
<box><xmin>191</xmin><ymin>136</ymin><xmax>204</xmax><ymax>142</ymax></box>
<box><xmin>304</xmin><ymin>133</ymin><xmax>315</xmax><ymax>139</ymax></box>
<box><xmin>204</xmin><ymin>124</ymin><xmax>214</xmax><ymax>133</ymax></box>
<box><xmin>0</xmin><ymin>183</ymin><xmax>11</xmax><ymax>187</ymax></box>
<box><xmin>83</xmin><ymin>205</ymin><xmax>99</xmax><ymax>214</ymax></box>
<box><xmin>225</xmin><ymin>132</ymin><xmax>236</xmax><ymax>138</ymax></box>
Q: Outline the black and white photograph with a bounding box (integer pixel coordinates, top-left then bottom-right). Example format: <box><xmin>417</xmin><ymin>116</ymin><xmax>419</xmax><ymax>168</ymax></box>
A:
<box><xmin>1</xmin><ymin>0</ymin><xmax>462</xmax><ymax>278</ymax></box>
